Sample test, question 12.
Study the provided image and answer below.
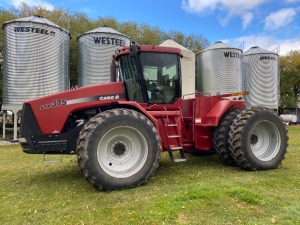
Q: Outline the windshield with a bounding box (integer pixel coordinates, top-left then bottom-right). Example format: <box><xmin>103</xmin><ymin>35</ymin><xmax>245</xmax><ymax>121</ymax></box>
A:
<box><xmin>119</xmin><ymin>52</ymin><xmax>180</xmax><ymax>104</ymax></box>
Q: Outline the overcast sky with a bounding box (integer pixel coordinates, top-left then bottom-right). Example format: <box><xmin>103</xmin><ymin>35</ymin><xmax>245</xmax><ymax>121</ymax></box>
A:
<box><xmin>1</xmin><ymin>0</ymin><xmax>300</xmax><ymax>55</ymax></box>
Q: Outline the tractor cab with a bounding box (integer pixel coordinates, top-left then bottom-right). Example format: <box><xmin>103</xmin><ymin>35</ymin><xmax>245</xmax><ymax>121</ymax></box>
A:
<box><xmin>115</xmin><ymin>45</ymin><xmax>182</xmax><ymax>104</ymax></box>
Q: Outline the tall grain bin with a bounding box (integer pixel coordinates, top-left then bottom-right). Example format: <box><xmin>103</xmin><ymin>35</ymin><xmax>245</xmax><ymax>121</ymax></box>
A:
<box><xmin>159</xmin><ymin>39</ymin><xmax>195</xmax><ymax>98</ymax></box>
<box><xmin>78</xmin><ymin>27</ymin><xmax>131</xmax><ymax>87</ymax></box>
<box><xmin>2</xmin><ymin>15</ymin><xmax>71</xmax><ymax>139</ymax></box>
<box><xmin>196</xmin><ymin>41</ymin><xmax>243</xmax><ymax>95</ymax></box>
<box><xmin>243</xmin><ymin>46</ymin><xmax>279</xmax><ymax>109</ymax></box>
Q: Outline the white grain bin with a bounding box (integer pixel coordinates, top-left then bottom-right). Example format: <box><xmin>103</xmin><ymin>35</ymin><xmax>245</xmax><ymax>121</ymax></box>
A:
<box><xmin>159</xmin><ymin>39</ymin><xmax>195</xmax><ymax>98</ymax></box>
<box><xmin>243</xmin><ymin>46</ymin><xmax>279</xmax><ymax>109</ymax></box>
<box><xmin>2</xmin><ymin>15</ymin><xmax>71</xmax><ymax>139</ymax></box>
<box><xmin>196</xmin><ymin>41</ymin><xmax>243</xmax><ymax>96</ymax></box>
<box><xmin>77</xmin><ymin>26</ymin><xmax>131</xmax><ymax>87</ymax></box>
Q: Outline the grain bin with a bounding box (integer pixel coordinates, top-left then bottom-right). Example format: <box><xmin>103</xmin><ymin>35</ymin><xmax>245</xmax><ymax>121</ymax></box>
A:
<box><xmin>2</xmin><ymin>15</ymin><xmax>70</xmax><ymax>109</ymax></box>
<box><xmin>243</xmin><ymin>46</ymin><xmax>279</xmax><ymax>109</ymax></box>
<box><xmin>196</xmin><ymin>41</ymin><xmax>243</xmax><ymax>96</ymax></box>
<box><xmin>77</xmin><ymin>27</ymin><xmax>131</xmax><ymax>87</ymax></box>
<box><xmin>2</xmin><ymin>15</ymin><xmax>71</xmax><ymax>140</ymax></box>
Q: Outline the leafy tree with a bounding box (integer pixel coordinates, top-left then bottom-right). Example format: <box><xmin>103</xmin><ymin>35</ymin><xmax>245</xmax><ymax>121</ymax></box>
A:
<box><xmin>280</xmin><ymin>50</ymin><xmax>300</xmax><ymax>107</ymax></box>
<box><xmin>0</xmin><ymin>8</ymin><xmax>15</xmax><ymax>108</ymax></box>
<box><xmin>97</xmin><ymin>17</ymin><xmax>118</xmax><ymax>30</ymax></box>
<box><xmin>118</xmin><ymin>21</ymin><xmax>140</xmax><ymax>42</ymax></box>
<box><xmin>163</xmin><ymin>31</ymin><xmax>209</xmax><ymax>53</ymax></box>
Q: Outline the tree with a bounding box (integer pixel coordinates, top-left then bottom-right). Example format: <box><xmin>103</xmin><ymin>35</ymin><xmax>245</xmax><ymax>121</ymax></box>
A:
<box><xmin>280</xmin><ymin>50</ymin><xmax>300</xmax><ymax>107</ymax></box>
<box><xmin>164</xmin><ymin>31</ymin><xmax>209</xmax><ymax>53</ymax></box>
<box><xmin>0</xmin><ymin>8</ymin><xmax>15</xmax><ymax>108</ymax></box>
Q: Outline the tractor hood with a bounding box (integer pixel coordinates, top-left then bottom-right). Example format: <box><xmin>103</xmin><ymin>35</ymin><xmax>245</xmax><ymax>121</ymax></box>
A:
<box><xmin>24</xmin><ymin>82</ymin><xmax>126</xmax><ymax>134</ymax></box>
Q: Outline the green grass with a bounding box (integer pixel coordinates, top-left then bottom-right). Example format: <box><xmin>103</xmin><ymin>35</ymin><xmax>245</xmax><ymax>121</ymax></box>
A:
<box><xmin>0</xmin><ymin>126</ymin><xmax>299</xmax><ymax>225</ymax></box>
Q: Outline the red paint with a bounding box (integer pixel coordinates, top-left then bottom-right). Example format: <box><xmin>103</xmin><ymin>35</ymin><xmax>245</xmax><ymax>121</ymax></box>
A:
<box><xmin>26</xmin><ymin>82</ymin><xmax>126</xmax><ymax>134</ymax></box>
<box><xmin>146</xmin><ymin>94</ymin><xmax>245</xmax><ymax>151</ymax></box>
<box><xmin>116</xmin><ymin>45</ymin><xmax>183</xmax><ymax>59</ymax></box>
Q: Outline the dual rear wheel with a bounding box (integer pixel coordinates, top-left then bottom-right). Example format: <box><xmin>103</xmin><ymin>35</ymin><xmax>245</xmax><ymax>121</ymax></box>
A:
<box><xmin>214</xmin><ymin>108</ymin><xmax>288</xmax><ymax>170</ymax></box>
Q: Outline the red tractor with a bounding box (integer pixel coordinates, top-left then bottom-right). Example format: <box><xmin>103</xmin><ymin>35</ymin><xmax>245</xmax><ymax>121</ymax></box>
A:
<box><xmin>20</xmin><ymin>44</ymin><xmax>288</xmax><ymax>191</ymax></box>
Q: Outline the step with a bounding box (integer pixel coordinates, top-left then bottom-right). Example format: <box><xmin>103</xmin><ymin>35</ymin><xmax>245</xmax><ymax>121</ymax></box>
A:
<box><xmin>150</xmin><ymin>110</ymin><xmax>181</xmax><ymax>117</ymax></box>
<box><xmin>183</xmin><ymin>143</ymin><xmax>194</xmax><ymax>148</ymax></box>
<box><xmin>170</xmin><ymin>146</ymin><xmax>182</xmax><ymax>150</ymax></box>
<box><xmin>168</xmin><ymin>135</ymin><xmax>180</xmax><ymax>138</ymax></box>
<box><xmin>167</xmin><ymin>148</ymin><xmax>186</xmax><ymax>163</ymax></box>
<box><xmin>166</xmin><ymin>124</ymin><xmax>177</xmax><ymax>127</ymax></box>
<box><xmin>174</xmin><ymin>158</ymin><xmax>187</xmax><ymax>162</ymax></box>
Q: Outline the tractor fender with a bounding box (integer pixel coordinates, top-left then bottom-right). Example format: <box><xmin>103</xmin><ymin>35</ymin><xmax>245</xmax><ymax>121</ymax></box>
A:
<box><xmin>205</xmin><ymin>100</ymin><xmax>245</xmax><ymax>126</ymax></box>
<box><xmin>114</xmin><ymin>101</ymin><xmax>159</xmax><ymax>128</ymax></box>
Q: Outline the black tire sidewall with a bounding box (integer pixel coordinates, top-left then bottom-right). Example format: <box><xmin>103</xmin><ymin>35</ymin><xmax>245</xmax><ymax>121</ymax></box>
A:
<box><xmin>85</xmin><ymin>110</ymin><xmax>160</xmax><ymax>190</ymax></box>
<box><xmin>213</xmin><ymin>109</ymin><xmax>241</xmax><ymax>166</ymax></box>
<box><xmin>240</xmin><ymin>110</ymin><xmax>287</xmax><ymax>170</ymax></box>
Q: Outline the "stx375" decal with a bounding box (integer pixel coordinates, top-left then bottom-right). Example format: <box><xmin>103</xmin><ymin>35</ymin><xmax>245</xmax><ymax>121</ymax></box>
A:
<box><xmin>40</xmin><ymin>94</ymin><xmax>125</xmax><ymax>110</ymax></box>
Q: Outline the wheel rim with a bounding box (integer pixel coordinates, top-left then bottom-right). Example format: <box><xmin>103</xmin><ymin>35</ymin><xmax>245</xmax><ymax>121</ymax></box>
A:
<box><xmin>97</xmin><ymin>126</ymin><xmax>148</xmax><ymax>178</ymax></box>
<box><xmin>250</xmin><ymin>120</ymin><xmax>281</xmax><ymax>161</ymax></box>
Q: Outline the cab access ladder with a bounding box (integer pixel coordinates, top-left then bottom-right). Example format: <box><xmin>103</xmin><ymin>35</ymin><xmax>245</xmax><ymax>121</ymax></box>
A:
<box><xmin>161</xmin><ymin>109</ymin><xmax>186</xmax><ymax>162</ymax></box>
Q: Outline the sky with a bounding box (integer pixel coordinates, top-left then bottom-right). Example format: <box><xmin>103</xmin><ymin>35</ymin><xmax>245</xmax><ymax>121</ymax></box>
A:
<box><xmin>1</xmin><ymin>0</ymin><xmax>300</xmax><ymax>55</ymax></box>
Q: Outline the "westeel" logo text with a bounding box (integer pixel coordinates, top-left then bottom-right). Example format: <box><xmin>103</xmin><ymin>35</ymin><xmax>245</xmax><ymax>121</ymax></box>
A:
<box><xmin>14</xmin><ymin>27</ymin><xmax>56</xmax><ymax>36</ymax></box>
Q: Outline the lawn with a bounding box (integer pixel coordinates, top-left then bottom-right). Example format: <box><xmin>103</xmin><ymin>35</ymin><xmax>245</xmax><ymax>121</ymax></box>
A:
<box><xmin>0</xmin><ymin>126</ymin><xmax>299</xmax><ymax>225</ymax></box>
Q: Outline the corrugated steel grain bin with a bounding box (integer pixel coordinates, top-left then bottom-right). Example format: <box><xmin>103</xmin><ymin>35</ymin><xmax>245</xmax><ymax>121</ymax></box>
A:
<box><xmin>77</xmin><ymin>26</ymin><xmax>131</xmax><ymax>87</ymax></box>
<box><xmin>196</xmin><ymin>41</ymin><xmax>243</xmax><ymax>96</ymax></box>
<box><xmin>243</xmin><ymin>46</ymin><xmax>279</xmax><ymax>109</ymax></box>
<box><xmin>2</xmin><ymin>15</ymin><xmax>70</xmax><ymax>110</ymax></box>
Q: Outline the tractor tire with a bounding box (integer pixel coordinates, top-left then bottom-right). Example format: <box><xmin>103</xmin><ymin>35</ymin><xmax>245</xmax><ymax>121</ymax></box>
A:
<box><xmin>229</xmin><ymin>108</ymin><xmax>288</xmax><ymax>170</ymax></box>
<box><xmin>213</xmin><ymin>109</ymin><xmax>241</xmax><ymax>166</ymax></box>
<box><xmin>76</xmin><ymin>108</ymin><xmax>161</xmax><ymax>191</ymax></box>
